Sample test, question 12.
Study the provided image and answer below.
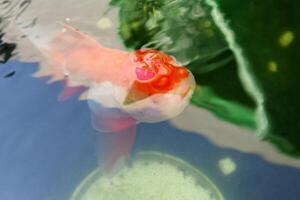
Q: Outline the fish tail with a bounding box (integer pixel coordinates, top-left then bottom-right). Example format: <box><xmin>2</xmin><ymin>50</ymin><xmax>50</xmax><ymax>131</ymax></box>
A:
<box><xmin>90</xmin><ymin>101</ymin><xmax>137</xmax><ymax>175</ymax></box>
<box><xmin>96</xmin><ymin>125</ymin><xmax>137</xmax><ymax>176</ymax></box>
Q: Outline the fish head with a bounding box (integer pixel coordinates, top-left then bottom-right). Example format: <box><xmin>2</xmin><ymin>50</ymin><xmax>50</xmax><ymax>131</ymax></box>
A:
<box><xmin>123</xmin><ymin>49</ymin><xmax>195</xmax><ymax>122</ymax></box>
<box><xmin>125</xmin><ymin>49</ymin><xmax>195</xmax><ymax>104</ymax></box>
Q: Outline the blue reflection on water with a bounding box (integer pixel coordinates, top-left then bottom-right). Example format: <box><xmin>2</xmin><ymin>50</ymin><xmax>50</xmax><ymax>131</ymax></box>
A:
<box><xmin>0</xmin><ymin>61</ymin><xmax>300</xmax><ymax>200</ymax></box>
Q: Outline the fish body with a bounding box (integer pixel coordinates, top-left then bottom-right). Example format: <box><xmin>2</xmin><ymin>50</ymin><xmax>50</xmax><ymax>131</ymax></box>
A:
<box><xmin>36</xmin><ymin>23</ymin><xmax>195</xmax><ymax>123</ymax></box>
<box><xmin>33</xmin><ymin>23</ymin><xmax>195</xmax><ymax>174</ymax></box>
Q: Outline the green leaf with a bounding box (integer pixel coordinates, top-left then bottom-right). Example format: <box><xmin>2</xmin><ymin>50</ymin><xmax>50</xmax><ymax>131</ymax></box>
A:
<box><xmin>205</xmin><ymin>0</ymin><xmax>300</xmax><ymax>156</ymax></box>
<box><xmin>192</xmin><ymin>86</ymin><xmax>256</xmax><ymax>128</ymax></box>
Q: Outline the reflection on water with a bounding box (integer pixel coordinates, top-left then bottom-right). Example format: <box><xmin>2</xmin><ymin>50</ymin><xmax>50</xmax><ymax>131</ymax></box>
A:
<box><xmin>0</xmin><ymin>0</ymin><xmax>30</xmax><ymax>64</ymax></box>
<box><xmin>0</xmin><ymin>1</ymin><xmax>300</xmax><ymax>200</ymax></box>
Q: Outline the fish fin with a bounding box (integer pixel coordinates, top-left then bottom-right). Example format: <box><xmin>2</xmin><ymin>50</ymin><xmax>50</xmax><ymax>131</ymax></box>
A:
<box><xmin>96</xmin><ymin>125</ymin><xmax>137</xmax><ymax>176</ymax></box>
<box><xmin>90</xmin><ymin>101</ymin><xmax>137</xmax><ymax>175</ymax></box>
<box><xmin>58</xmin><ymin>84</ymin><xmax>87</xmax><ymax>101</ymax></box>
<box><xmin>99</xmin><ymin>125</ymin><xmax>136</xmax><ymax>173</ymax></box>
<box><xmin>33</xmin><ymin>23</ymin><xmax>107</xmax><ymax>102</ymax></box>
<box><xmin>50</xmin><ymin>22</ymin><xmax>104</xmax><ymax>52</ymax></box>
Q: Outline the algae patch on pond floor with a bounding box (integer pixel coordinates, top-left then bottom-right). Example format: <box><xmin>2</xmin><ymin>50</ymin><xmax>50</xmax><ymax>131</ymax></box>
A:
<box><xmin>71</xmin><ymin>152</ymin><xmax>224</xmax><ymax>200</ymax></box>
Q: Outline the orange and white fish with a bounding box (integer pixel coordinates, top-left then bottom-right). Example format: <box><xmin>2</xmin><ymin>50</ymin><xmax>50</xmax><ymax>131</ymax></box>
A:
<box><xmin>34</xmin><ymin>23</ymin><xmax>195</xmax><ymax>173</ymax></box>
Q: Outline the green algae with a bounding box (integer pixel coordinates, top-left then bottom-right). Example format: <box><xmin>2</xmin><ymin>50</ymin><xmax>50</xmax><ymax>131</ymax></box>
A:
<box><xmin>71</xmin><ymin>152</ymin><xmax>224</xmax><ymax>200</ymax></box>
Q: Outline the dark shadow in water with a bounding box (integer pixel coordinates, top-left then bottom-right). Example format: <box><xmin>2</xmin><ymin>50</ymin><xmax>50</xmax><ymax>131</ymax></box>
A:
<box><xmin>0</xmin><ymin>33</ymin><xmax>16</xmax><ymax>64</ymax></box>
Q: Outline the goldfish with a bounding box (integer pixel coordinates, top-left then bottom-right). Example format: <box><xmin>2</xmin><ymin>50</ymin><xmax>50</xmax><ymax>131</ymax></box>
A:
<box><xmin>34</xmin><ymin>23</ymin><xmax>195</xmax><ymax>174</ymax></box>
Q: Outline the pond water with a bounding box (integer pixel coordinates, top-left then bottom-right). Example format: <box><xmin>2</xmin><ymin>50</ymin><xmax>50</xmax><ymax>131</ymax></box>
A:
<box><xmin>1</xmin><ymin>1</ymin><xmax>300</xmax><ymax>200</ymax></box>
